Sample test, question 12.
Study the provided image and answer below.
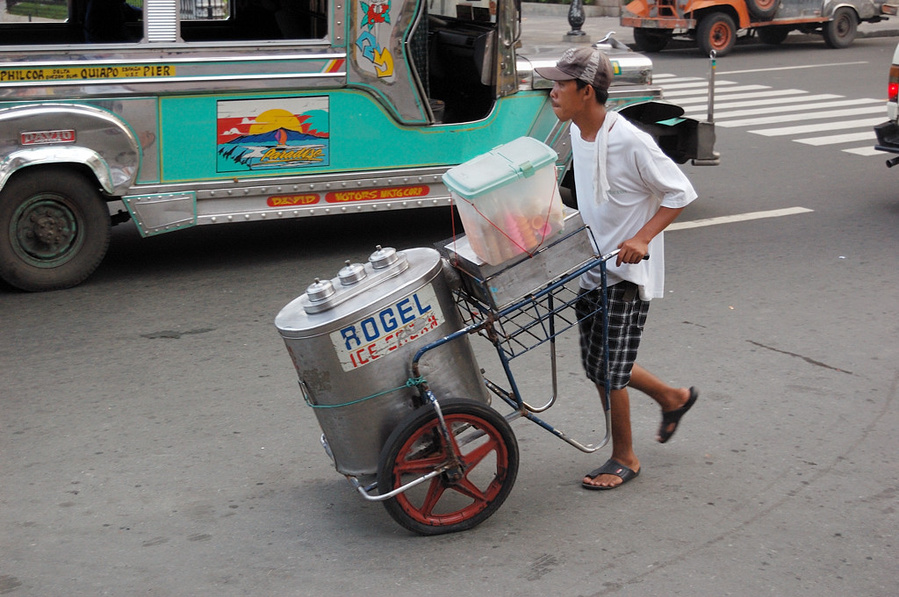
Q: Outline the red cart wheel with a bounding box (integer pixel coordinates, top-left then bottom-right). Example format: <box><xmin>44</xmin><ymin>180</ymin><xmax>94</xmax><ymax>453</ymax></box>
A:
<box><xmin>377</xmin><ymin>398</ymin><xmax>518</xmax><ymax>535</ymax></box>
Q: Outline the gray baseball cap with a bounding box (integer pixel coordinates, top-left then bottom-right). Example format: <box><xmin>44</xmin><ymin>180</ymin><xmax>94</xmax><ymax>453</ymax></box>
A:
<box><xmin>534</xmin><ymin>46</ymin><xmax>613</xmax><ymax>90</ymax></box>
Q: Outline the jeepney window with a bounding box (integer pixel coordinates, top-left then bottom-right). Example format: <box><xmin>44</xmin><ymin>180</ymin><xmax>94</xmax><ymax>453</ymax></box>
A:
<box><xmin>180</xmin><ymin>0</ymin><xmax>329</xmax><ymax>41</ymax></box>
<box><xmin>429</xmin><ymin>0</ymin><xmax>496</xmax><ymax>22</ymax></box>
<box><xmin>0</xmin><ymin>0</ymin><xmax>328</xmax><ymax>45</ymax></box>
<box><xmin>0</xmin><ymin>0</ymin><xmax>144</xmax><ymax>44</ymax></box>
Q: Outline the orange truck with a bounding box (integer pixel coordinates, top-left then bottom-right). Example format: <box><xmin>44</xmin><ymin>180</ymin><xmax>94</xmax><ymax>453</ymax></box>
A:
<box><xmin>620</xmin><ymin>0</ymin><xmax>891</xmax><ymax>56</ymax></box>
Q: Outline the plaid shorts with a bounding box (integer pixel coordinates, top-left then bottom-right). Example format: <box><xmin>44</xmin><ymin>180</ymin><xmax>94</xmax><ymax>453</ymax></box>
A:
<box><xmin>576</xmin><ymin>282</ymin><xmax>650</xmax><ymax>390</ymax></box>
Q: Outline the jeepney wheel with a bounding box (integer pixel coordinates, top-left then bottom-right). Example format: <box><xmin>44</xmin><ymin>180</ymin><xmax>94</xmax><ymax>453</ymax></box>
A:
<box><xmin>633</xmin><ymin>28</ymin><xmax>670</xmax><ymax>53</ymax></box>
<box><xmin>697</xmin><ymin>12</ymin><xmax>737</xmax><ymax>57</ymax></box>
<box><xmin>757</xmin><ymin>26</ymin><xmax>790</xmax><ymax>45</ymax></box>
<box><xmin>823</xmin><ymin>7</ymin><xmax>858</xmax><ymax>49</ymax></box>
<box><xmin>0</xmin><ymin>167</ymin><xmax>110</xmax><ymax>292</ymax></box>
<box><xmin>746</xmin><ymin>0</ymin><xmax>777</xmax><ymax>20</ymax></box>
<box><xmin>377</xmin><ymin>398</ymin><xmax>518</xmax><ymax>536</ymax></box>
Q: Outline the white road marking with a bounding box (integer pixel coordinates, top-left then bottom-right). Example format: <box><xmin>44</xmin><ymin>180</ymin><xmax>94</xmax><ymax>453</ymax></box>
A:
<box><xmin>687</xmin><ymin>98</ymin><xmax>883</xmax><ymax>120</ymax></box>
<box><xmin>845</xmin><ymin>146</ymin><xmax>886</xmax><ymax>156</ymax></box>
<box><xmin>663</xmin><ymin>84</ymin><xmax>771</xmax><ymax>98</ymax></box>
<box><xmin>750</xmin><ymin>117</ymin><xmax>885</xmax><ymax>136</ymax></box>
<box><xmin>681</xmin><ymin>93</ymin><xmax>842</xmax><ymax>111</ymax></box>
<box><xmin>795</xmin><ymin>131</ymin><xmax>877</xmax><ymax>146</ymax></box>
<box><xmin>718</xmin><ymin>61</ymin><xmax>868</xmax><ymax>75</ymax></box>
<box><xmin>716</xmin><ymin>105</ymin><xmax>885</xmax><ymax>128</ymax></box>
<box><xmin>669</xmin><ymin>207</ymin><xmax>814</xmax><ymax>231</ymax></box>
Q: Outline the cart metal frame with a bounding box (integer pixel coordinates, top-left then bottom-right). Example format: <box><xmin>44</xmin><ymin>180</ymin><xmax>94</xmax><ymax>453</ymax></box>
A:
<box><xmin>350</xmin><ymin>226</ymin><xmax>619</xmax><ymax>506</ymax></box>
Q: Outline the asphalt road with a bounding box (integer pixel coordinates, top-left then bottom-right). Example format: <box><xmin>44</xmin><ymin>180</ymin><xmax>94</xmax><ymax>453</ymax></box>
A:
<box><xmin>2</xmin><ymin>35</ymin><xmax>898</xmax><ymax>597</ymax></box>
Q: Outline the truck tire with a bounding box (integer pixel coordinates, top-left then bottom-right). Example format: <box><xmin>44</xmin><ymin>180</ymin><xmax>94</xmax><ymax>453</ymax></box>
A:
<box><xmin>747</xmin><ymin>0</ymin><xmax>778</xmax><ymax>20</ymax></box>
<box><xmin>0</xmin><ymin>168</ymin><xmax>110</xmax><ymax>292</ymax></box>
<box><xmin>697</xmin><ymin>12</ymin><xmax>737</xmax><ymax>57</ymax></box>
<box><xmin>633</xmin><ymin>28</ymin><xmax>670</xmax><ymax>53</ymax></box>
<box><xmin>823</xmin><ymin>7</ymin><xmax>857</xmax><ymax>49</ymax></box>
<box><xmin>757</xmin><ymin>25</ymin><xmax>790</xmax><ymax>45</ymax></box>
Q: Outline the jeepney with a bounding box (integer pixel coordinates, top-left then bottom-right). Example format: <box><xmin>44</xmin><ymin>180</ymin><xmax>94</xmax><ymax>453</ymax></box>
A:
<box><xmin>621</xmin><ymin>0</ymin><xmax>889</xmax><ymax>56</ymax></box>
<box><xmin>0</xmin><ymin>0</ymin><xmax>717</xmax><ymax>291</ymax></box>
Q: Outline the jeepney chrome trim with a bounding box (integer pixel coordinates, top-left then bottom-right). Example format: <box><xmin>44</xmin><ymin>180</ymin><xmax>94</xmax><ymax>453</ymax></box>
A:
<box><xmin>123</xmin><ymin>192</ymin><xmax>197</xmax><ymax>236</ymax></box>
<box><xmin>0</xmin><ymin>72</ymin><xmax>347</xmax><ymax>90</ymax></box>
<box><xmin>127</xmin><ymin>167</ymin><xmax>451</xmax><ymax>196</ymax></box>
<box><xmin>1</xmin><ymin>146</ymin><xmax>110</xmax><ymax>191</ymax></box>
<box><xmin>0</xmin><ymin>52</ymin><xmax>346</xmax><ymax>69</ymax></box>
<box><xmin>117</xmin><ymin>168</ymin><xmax>456</xmax><ymax>232</ymax></box>
<box><xmin>195</xmin><ymin>195</ymin><xmax>455</xmax><ymax>225</ymax></box>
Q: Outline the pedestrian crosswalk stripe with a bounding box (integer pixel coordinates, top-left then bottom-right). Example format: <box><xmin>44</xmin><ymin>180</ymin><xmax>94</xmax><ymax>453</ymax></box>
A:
<box><xmin>750</xmin><ymin>117</ymin><xmax>885</xmax><ymax>136</ymax></box>
<box><xmin>656</xmin><ymin>80</ymin><xmax>739</xmax><ymax>90</ymax></box>
<box><xmin>673</xmin><ymin>89</ymin><xmax>813</xmax><ymax>105</ymax></box>
<box><xmin>663</xmin><ymin>84</ymin><xmax>770</xmax><ymax>98</ymax></box>
<box><xmin>795</xmin><ymin>131</ymin><xmax>877</xmax><ymax>146</ymax></box>
<box><xmin>716</xmin><ymin>105</ymin><xmax>884</xmax><ymax>128</ymax></box>
<box><xmin>844</xmin><ymin>146</ymin><xmax>884</xmax><ymax>156</ymax></box>
<box><xmin>682</xmin><ymin>93</ymin><xmax>842</xmax><ymax>111</ymax></box>
<box><xmin>687</xmin><ymin>98</ymin><xmax>884</xmax><ymax>120</ymax></box>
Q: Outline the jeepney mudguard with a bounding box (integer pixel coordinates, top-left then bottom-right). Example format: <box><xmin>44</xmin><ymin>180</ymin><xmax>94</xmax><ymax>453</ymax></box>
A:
<box><xmin>823</xmin><ymin>0</ymin><xmax>878</xmax><ymax>20</ymax></box>
<box><xmin>0</xmin><ymin>103</ymin><xmax>140</xmax><ymax>196</ymax></box>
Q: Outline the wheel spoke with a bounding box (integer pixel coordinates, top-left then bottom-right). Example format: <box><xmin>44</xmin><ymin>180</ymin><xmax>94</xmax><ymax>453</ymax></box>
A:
<box><xmin>394</xmin><ymin>452</ymin><xmax>447</xmax><ymax>475</ymax></box>
<box><xmin>458</xmin><ymin>436</ymin><xmax>498</xmax><ymax>470</ymax></box>
<box><xmin>418</xmin><ymin>478</ymin><xmax>448</xmax><ymax>517</ymax></box>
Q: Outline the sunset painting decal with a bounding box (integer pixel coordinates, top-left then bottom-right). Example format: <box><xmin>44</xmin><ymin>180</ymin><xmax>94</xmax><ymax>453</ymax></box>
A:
<box><xmin>217</xmin><ymin>97</ymin><xmax>330</xmax><ymax>173</ymax></box>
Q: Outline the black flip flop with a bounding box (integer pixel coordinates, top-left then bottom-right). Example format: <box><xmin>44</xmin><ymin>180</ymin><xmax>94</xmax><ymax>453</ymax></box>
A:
<box><xmin>657</xmin><ymin>387</ymin><xmax>699</xmax><ymax>444</ymax></box>
<box><xmin>582</xmin><ymin>459</ymin><xmax>640</xmax><ymax>490</ymax></box>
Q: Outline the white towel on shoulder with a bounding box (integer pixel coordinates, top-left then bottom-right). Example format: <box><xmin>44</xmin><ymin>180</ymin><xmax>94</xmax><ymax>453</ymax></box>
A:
<box><xmin>592</xmin><ymin>110</ymin><xmax>619</xmax><ymax>206</ymax></box>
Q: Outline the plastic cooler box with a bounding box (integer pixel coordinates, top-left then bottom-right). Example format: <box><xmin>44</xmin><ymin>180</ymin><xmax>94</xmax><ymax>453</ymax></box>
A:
<box><xmin>442</xmin><ymin>137</ymin><xmax>564</xmax><ymax>265</ymax></box>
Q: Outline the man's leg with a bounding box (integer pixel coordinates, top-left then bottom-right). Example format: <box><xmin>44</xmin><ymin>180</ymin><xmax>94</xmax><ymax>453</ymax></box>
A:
<box><xmin>583</xmin><ymin>386</ymin><xmax>639</xmax><ymax>489</ymax></box>
<box><xmin>628</xmin><ymin>364</ymin><xmax>694</xmax><ymax>441</ymax></box>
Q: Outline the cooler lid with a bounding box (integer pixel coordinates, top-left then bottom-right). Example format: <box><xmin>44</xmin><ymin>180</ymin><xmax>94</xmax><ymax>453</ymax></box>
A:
<box><xmin>274</xmin><ymin>247</ymin><xmax>442</xmax><ymax>339</ymax></box>
<box><xmin>442</xmin><ymin>136</ymin><xmax>558</xmax><ymax>200</ymax></box>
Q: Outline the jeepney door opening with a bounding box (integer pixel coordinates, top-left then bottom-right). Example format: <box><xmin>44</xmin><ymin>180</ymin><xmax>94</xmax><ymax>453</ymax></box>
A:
<box><xmin>421</xmin><ymin>0</ymin><xmax>498</xmax><ymax>123</ymax></box>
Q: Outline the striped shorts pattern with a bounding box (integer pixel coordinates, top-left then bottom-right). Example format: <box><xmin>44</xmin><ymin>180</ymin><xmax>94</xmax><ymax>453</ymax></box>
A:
<box><xmin>575</xmin><ymin>282</ymin><xmax>650</xmax><ymax>390</ymax></box>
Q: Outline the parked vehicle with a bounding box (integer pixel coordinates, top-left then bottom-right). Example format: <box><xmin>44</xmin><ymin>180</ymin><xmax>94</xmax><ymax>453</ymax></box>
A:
<box><xmin>621</xmin><ymin>0</ymin><xmax>890</xmax><ymax>56</ymax></box>
<box><xmin>0</xmin><ymin>0</ymin><xmax>717</xmax><ymax>291</ymax></box>
<box><xmin>874</xmin><ymin>40</ymin><xmax>899</xmax><ymax>165</ymax></box>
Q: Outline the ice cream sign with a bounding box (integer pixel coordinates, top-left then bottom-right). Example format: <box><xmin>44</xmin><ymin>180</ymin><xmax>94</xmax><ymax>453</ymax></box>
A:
<box><xmin>330</xmin><ymin>285</ymin><xmax>444</xmax><ymax>371</ymax></box>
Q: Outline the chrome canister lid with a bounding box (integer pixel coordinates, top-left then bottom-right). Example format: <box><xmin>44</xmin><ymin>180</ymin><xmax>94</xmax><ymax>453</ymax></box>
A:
<box><xmin>368</xmin><ymin>245</ymin><xmax>399</xmax><ymax>269</ymax></box>
<box><xmin>305</xmin><ymin>278</ymin><xmax>335</xmax><ymax>302</ymax></box>
<box><xmin>338</xmin><ymin>261</ymin><xmax>367</xmax><ymax>286</ymax></box>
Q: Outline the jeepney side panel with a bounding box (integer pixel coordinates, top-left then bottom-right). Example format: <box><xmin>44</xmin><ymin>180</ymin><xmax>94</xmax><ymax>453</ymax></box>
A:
<box><xmin>777</xmin><ymin>0</ymin><xmax>830</xmax><ymax>18</ymax></box>
<box><xmin>161</xmin><ymin>89</ymin><xmax>549</xmax><ymax>183</ymax></box>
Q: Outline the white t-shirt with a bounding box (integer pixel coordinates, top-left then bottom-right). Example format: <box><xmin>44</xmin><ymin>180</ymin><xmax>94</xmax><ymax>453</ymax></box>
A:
<box><xmin>571</xmin><ymin>116</ymin><xmax>697</xmax><ymax>299</ymax></box>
